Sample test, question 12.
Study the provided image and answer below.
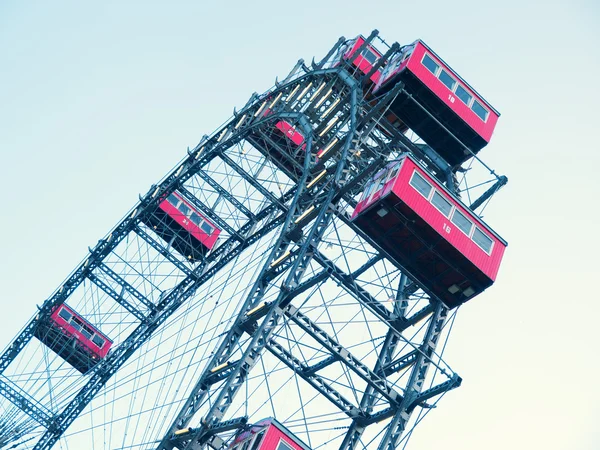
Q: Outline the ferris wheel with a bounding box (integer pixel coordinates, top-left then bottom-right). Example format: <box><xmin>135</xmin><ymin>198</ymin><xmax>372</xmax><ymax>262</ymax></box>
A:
<box><xmin>0</xmin><ymin>30</ymin><xmax>508</xmax><ymax>450</ymax></box>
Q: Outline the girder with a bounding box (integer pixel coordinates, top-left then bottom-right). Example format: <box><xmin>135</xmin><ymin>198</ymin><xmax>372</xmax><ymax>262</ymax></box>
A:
<box><xmin>194</xmin><ymin>168</ymin><xmax>255</xmax><ymax>219</ymax></box>
<box><xmin>408</xmin><ymin>373</ymin><xmax>462</xmax><ymax>411</ymax></box>
<box><xmin>133</xmin><ymin>225</ymin><xmax>197</xmax><ymax>277</ymax></box>
<box><xmin>302</xmin><ymin>354</ymin><xmax>338</xmax><ymax>376</ymax></box>
<box><xmin>86</xmin><ymin>272</ymin><xmax>148</xmax><ymax>322</ymax></box>
<box><xmin>376</xmin><ymin>303</ymin><xmax>450</xmax><ymax>450</ymax></box>
<box><xmin>0</xmin><ymin>376</ymin><xmax>53</xmax><ymax>428</ymax></box>
<box><xmin>469</xmin><ymin>175</ymin><xmax>508</xmax><ymax>211</ymax></box>
<box><xmin>285</xmin><ymin>305</ymin><xmax>402</xmax><ymax>405</ymax></box>
<box><xmin>218</xmin><ymin>153</ymin><xmax>285</xmax><ymax>209</ymax></box>
<box><xmin>312</xmin><ymin>251</ymin><xmax>398</xmax><ymax>333</ymax></box>
<box><xmin>266</xmin><ymin>339</ymin><xmax>362</xmax><ymax>419</ymax></box>
<box><xmin>382</xmin><ymin>350</ymin><xmax>418</xmax><ymax>377</ymax></box>
<box><xmin>339</xmin><ymin>274</ymin><xmax>410</xmax><ymax>450</ymax></box>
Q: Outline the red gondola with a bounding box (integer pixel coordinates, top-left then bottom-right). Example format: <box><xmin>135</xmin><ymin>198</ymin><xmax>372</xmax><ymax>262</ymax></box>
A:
<box><xmin>248</xmin><ymin>112</ymin><xmax>334</xmax><ymax>178</ymax></box>
<box><xmin>373</xmin><ymin>40</ymin><xmax>500</xmax><ymax>167</ymax></box>
<box><xmin>228</xmin><ymin>418</ymin><xmax>310</xmax><ymax>450</ymax></box>
<box><xmin>34</xmin><ymin>304</ymin><xmax>112</xmax><ymax>374</ymax></box>
<box><xmin>274</xmin><ymin>120</ymin><xmax>331</xmax><ymax>159</ymax></box>
<box><xmin>275</xmin><ymin>120</ymin><xmax>306</xmax><ymax>150</ymax></box>
<box><xmin>142</xmin><ymin>191</ymin><xmax>221</xmax><ymax>261</ymax></box>
<box><xmin>351</xmin><ymin>154</ymin><xmax>506</xmax><ymax>309</ymax></box>
<box><xmin>335</xmin><ymin>35</ymin><xmax>383</xmax><ymax>85</ymax></box>
<box><xmin>246</xmin><ymin>106</ymin><xmax>306</xmax><ymax>179</ymax></box>
<box><xmin>246</xmin><ymin>119</ymin><xmax>306</xmax><ymax>178</ymax></box>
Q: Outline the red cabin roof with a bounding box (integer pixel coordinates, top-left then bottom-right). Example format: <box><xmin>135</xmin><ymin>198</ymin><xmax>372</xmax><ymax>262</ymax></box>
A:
<box><xmin>351</xmin><ymin>154</ymin><xmax>507</xmax><ymax>308</ymax></box>
<box><xmin>229</xmin><ymin>418</ymin><xmax>310</xmax><ymax>450</ymax></box>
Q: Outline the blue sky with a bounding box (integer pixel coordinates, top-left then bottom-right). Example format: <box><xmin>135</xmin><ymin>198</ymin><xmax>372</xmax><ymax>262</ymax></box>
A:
<box><xmin>1</xmin><ymin>1</ymin><xmax>599</xmax><ymax>449</ymax></box>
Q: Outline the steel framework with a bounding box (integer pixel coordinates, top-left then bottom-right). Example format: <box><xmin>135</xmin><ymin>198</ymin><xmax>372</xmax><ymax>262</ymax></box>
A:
<box><xmin>0</xmin><ymin>31</ymin><xmax>506</xmax><ymax>450</ymax></box>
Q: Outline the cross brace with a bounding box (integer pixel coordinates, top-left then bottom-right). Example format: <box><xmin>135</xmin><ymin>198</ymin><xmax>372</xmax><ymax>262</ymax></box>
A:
<box><xmin>0</xmin><ymin>376</ymin><xmax>53</xmax><ymax>428</ymax></box>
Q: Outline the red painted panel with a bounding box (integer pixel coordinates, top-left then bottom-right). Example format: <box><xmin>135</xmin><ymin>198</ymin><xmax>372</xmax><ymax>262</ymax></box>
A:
<box><xmin>406</xmin><ymin>41</ymin><xmax>499</xmax><ymax>143</ymax></box>
<box><xmin>375</xmin><ymin>44</ymin><xmax>415</xmax><ymax>90</ymax></box>
<box><xmin>393</xmin><ymin>158</ymin><xmax>505</xmax><ymax>280</ymax></box>
<box><xmin>343</xmin><ymin>36</ymin><xmax>382</xmax><ymax>84</ymax></box>
<box><xmin>259</xmin><ymin>425</ymin><xmax>305</xmax><ymax>450</ymax></box>
<box><xmin>230</xmin><ymin>420</ymin><xmax>308</xmax><ymax>450</ymax></box>
<box><xmin>275</xmin><ymin>121</ymin><xmax>306</xmax><ymax>148</ymax></box>
<box><xmin>274</xmin><ymin>120</ymin><xmax>331</xmax><ymax>160</ymax></box>
<box><xmin>158</xmin><ymin>194</ymin><xmax>221</xmax><ymax>250</ymax></box>
<box><xmin>49</xmin><ymin>304</ymin><xmax>112</xmax><ymax>358</ymax></box>
<box><xmin>351</xmin><ymin>160</ymin><xmax>405</xmax><ymax>219</ymax></box>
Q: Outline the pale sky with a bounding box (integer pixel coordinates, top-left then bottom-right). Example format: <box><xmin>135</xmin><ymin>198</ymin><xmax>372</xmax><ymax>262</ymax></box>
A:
<box><xmin>1</xmin><ymin>1</ymin><xmax>599</xmax><ymax>449</ymax></box>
